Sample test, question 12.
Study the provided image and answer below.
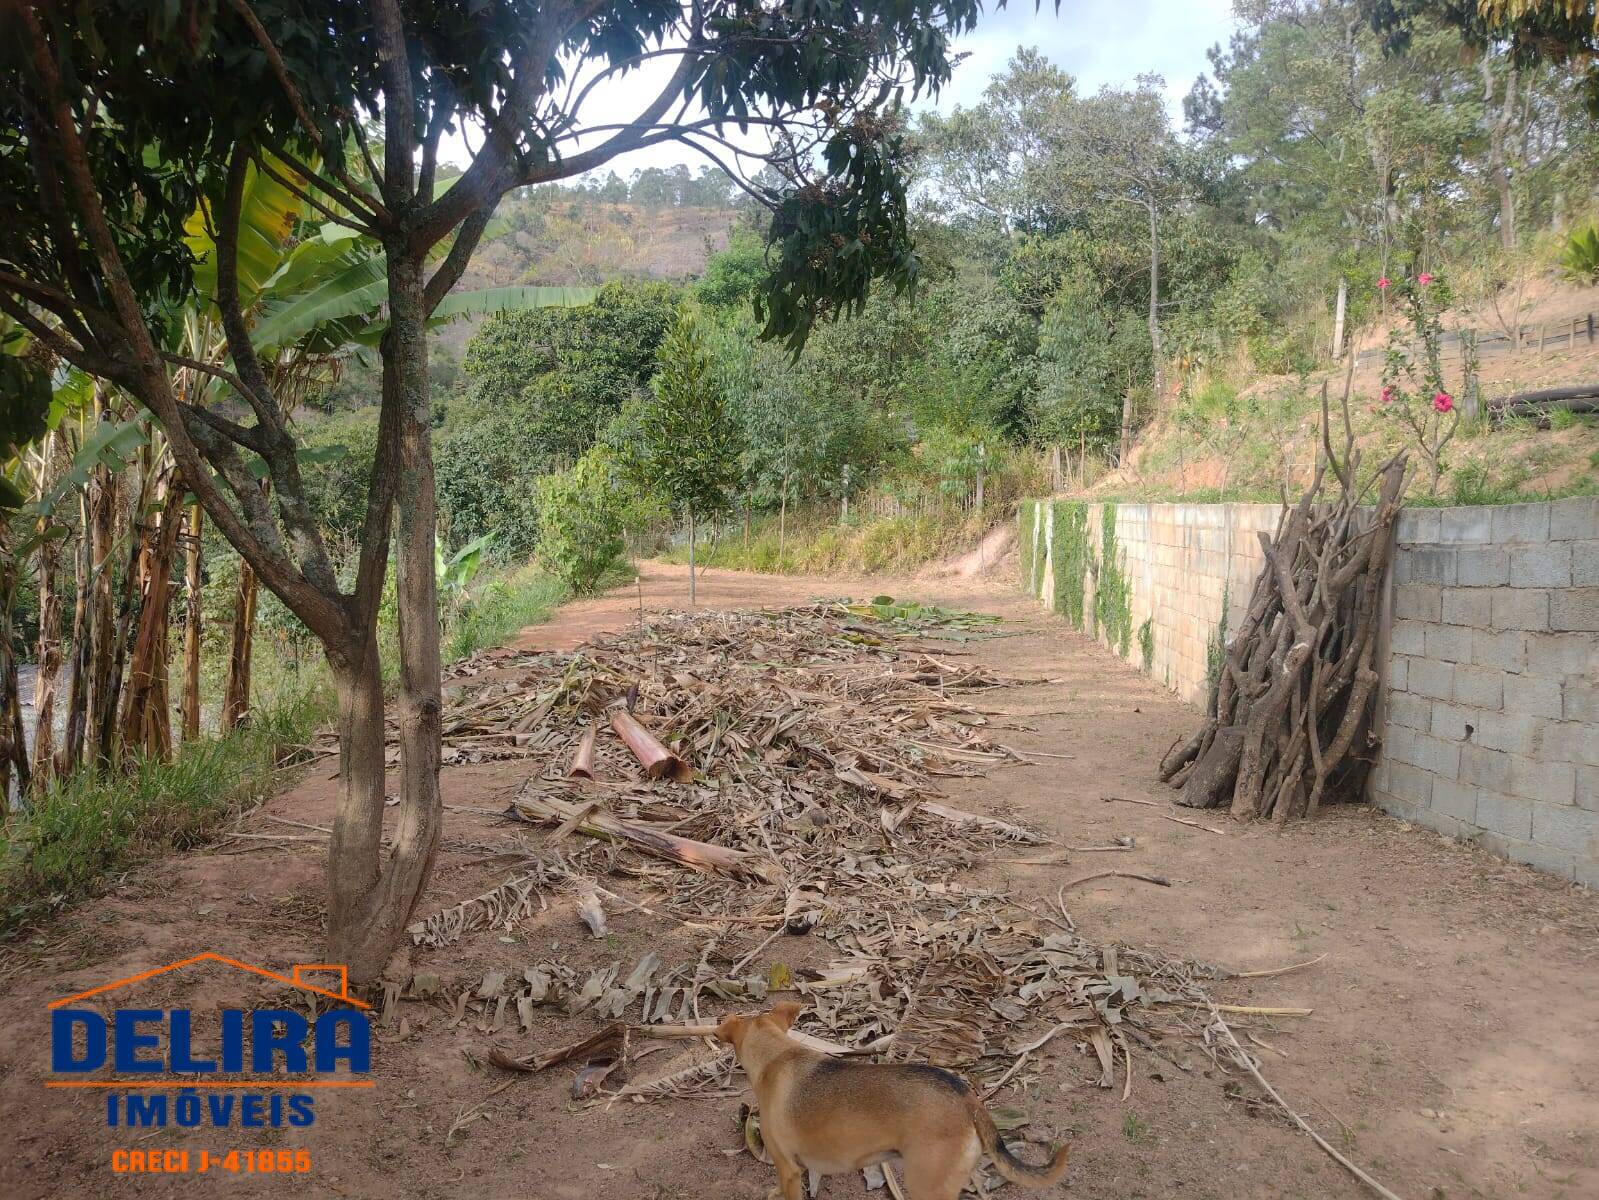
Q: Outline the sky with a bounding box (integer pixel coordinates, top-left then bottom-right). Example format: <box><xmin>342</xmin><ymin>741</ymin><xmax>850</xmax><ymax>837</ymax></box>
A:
<box><xmin>442</xmin><ymin>0</ymin><xmax>1240</xmax><ymax>178</ymax></box>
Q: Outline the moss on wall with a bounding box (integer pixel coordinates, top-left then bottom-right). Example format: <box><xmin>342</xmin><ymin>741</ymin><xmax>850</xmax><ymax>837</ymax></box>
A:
<box><xmin>1018</xmin><ymin>501</ymin><xmax>1039</xmax><ymax>595</ymax></box>
<box><xmin>1049</xmin><ymin>500</ymin><xmax>1090</xmax><ymax>630</ymax></box>
<box><xmin>1093</xmin><ymin>505</ymin><xmax>1135</xmax><ymax>657</ymax></box>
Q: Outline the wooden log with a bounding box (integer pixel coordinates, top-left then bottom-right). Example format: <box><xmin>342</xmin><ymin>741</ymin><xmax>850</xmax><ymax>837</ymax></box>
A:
<box><xmin>566</xmin><ymin>725</ymin><xmax>597</xmax><ymax>781</ymax></box>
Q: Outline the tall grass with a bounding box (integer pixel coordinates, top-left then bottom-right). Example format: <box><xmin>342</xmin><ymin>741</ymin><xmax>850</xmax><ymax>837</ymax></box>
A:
<box><xmin>665</xmin><ymin>510</ymin><xmax>989</xmax><ymax>577</ymax></box>
<box><xmin>444</xmin><ymin>562</ymin><xmax>572</xmax><ymax>661</ymax></box>
<box><xmin>0</xmin><ymin>685</ymin><xmax>329</xmax><ymax>935</ymax></box>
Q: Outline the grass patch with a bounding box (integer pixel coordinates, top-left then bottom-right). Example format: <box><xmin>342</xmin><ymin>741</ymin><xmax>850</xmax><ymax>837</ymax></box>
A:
<box><xmin>665</xmin><ymin>510</ymin><xmax>987</xmax><ymax>578</ymax></box>
<box><xmin>444</xmin><ymin>561</ymin><xmax>574</xmax><ymax>662</ymax></box>
<box><xmin>0</xmin><ymin>686</ymin><xmax>329</xmax><ymax>936</ymax></box>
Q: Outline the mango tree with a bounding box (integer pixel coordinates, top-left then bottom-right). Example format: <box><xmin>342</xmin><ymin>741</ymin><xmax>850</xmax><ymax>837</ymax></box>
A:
<box><xmin>0</xmin><ymin>0</ymin><xmax>982</xmax><ymax>982</ymax></box>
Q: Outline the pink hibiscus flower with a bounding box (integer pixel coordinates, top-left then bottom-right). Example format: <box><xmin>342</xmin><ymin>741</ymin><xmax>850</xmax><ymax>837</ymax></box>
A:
<box><xmin>1380</xmin><ymin>386</ymin><xmax>1394</xmax><ymax>404</ymax></box>
<box><xmin>1377</xmin><ymin>277</ymin><xmax>1391</xmax><ymax>290</ymax></box>
<box><xmin>1417</xmin><ymin>272</ymin><xmax>1433</xmax><ymax>286</ymax></box>
<box><xmin>1433</xmin><ymin>392</ymin><xmax>1453</xmax><ymax>414</ymax></box>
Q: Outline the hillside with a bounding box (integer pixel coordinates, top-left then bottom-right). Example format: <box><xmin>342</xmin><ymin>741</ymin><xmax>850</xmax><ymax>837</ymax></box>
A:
<box><xmin>1101</xmin><ymin>275</ymin><xmax>1599</xmax><ymax>506</ymax></box>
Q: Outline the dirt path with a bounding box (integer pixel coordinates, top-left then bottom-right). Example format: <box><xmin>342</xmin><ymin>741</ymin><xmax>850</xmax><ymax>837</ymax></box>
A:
<box><xmin>2</xmin><ymin>561</ymin><xmax>1596</xmax><ymax>1200</ymax></box>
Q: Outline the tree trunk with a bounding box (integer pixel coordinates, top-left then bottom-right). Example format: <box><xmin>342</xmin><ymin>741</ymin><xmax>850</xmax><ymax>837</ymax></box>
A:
<box><xmin>181</xmin><ymin>501</ymin><xmax>203</xmax><ymax>741</ymax></box>
<box><xmin>220</xmin><ymin>559</ymin><xmax>256</xmax><ymax>732</ymax></box>
<box><xmin>84</xmin><ymin>449</ymin><xmax>117</xmax><ymax>763</ymax></box>
<box><xmin>0</xmin><ymin>532</ymin><xmax>30</xmax><ymax>806</ymax></box>
<box><xmin>687</xmin><ymin>508</ymin><xmax>697</xmax><ymax>606</ymax></box>
<box><xmin>1119</xmin><ymin>388</ymin><xmax>1135</xmax><ymax>466</ymax></box>
<box><xmin>1147</xmin><ymin>201</ymin><xmax>1164</xmax><ymax>403</ymax></box>
<box><xmin>120</xmin><ymin>478</ymin><xmax>184</xmax><ymax>760</ymax></box>
<box><xmin>1482</xmin><ymin>56</ymin><xmax>1519</xmax><ymax>251</ymax></box>
<box><xmin>1332</xmin><ymin>276</ymin><xmax>1348</xmax><ymax>361</ymax></box>
<box><xmin>325</xmin><ymin>252</ymin><xmax>442</xmax><ymax>985</ymax></box>
<box><xmin>779</xmin><ymin>475</ymin><xmax>788</xmax><ymax>563</ymax></box>
<box><xmin>31</xmin><ymin>434</ymin><xmax>66</xmax><ymax>788</ymax></box>
<box><xmin>60</xmin><ymin>486</ymin><xmax>92</xmax><ymax>773</ymax></box>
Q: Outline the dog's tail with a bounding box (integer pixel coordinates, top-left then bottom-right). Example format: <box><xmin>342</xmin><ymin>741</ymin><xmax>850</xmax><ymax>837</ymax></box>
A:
<box><xmin>964</xmin><ymin>1092</ymin><xmax>1069</xmax><ymax>1187</ymax></box>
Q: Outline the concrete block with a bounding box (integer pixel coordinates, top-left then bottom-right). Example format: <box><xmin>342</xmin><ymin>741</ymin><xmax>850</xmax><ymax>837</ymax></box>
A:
<box><xmin>1548</xmin><ymin>496</ymin><xmax>1599</xmax><ymax>540</ymax></box>
<box><xmin>1430</xmin><ymin>701</ymin><xmax>1478</xmax><ymax>741</ymax></box>
<box><xmin>1397</xmin><ymin>508</ymin><xmax>1441</xmax><ymax>543</ymax></box>
<box><xmin>1439</xmin><ymin>507</ymin><xmax>1494</xmax><ymax>544</ymax></box>
<box><xmin>1509</xmin><ymin>542</ymin><xmax>1573</xmax><ymax>588</ymax></box>
<box><xmin>1572</xmin><ymin>541</ymin><xmax>1599</xmax><ymax>587</ymax></box>
<box><xmin>1550</xmin><ymin>587</ymin><xmax>1599</xmax><ymax>632</ymax></box>
<box><xmin>1383</xmin><ymin>724</ymin><xmax>1419</xmax><ymax>766</ymax></box>
<box><xmin>1565</xmin><ymin>686</ymin><xmax>1599</xmax><ymax>724</ymax></box>
<box><xmin>1388</xmin><ymin>657</ymin><xmax>1408</xmax><ymax>691</ymax></box>
<box><xmin>1430</xmin><ymin>779</ymin><xmax>1479</xmax><ymax>823</ymax></box>
<box><xmin>1502</xmin><ymin>674</ymin><xmax>1564</xmax><ymax>719</ymax></box>
<box><xmin>1440</xmin><ymin>589</ymin><xmax>1492</xmax><ymax>627</ymax></box>
<box><xmin>1471</xmin><ymin>711</ymin><xmax>1541</xmax><ymax>757</ymax></box>
<box><xmin>1575</xmin><ymin>859</ymin><xmax>1599</xmax><ymax>890</ymax></box>
<box><xmin>1408</xmin><ymin>731</ymin><xmax>1462</xmax><ymax>776</ymax></box>
<box><xmin>1525</xmin><ymin>632</ymin><xmax>1599</xmax><ymax>678</ymax></box>
<box><xmin>1476</xmin><ymin>790</ymin><xmax>1533</xmax><ymax>838</ymax></box>
<box><xmin>1385</xmin><ymin>761</ymin><xmax>1433</xmax><ymax>806</ymax></box>
<box><xmin>1451</xmin><ymin>665</ymin><xmax>1504</xmax><ymax>710</ymax></box>
<box><xmin>1472</xmin><ymin>629</ymin><xmax>1527</xmax><ymax>672</ymax></box>
<box><xmin>1531</xmin><ymin>802</ymin><xmax>1599</xmax><ymax>857</ymax></box>
<box><xmin>1390</xmin><ymin>619</ymin><xmax>1426</xmax><ymax>656</ymax></box>
<box><xmin>1490</xmin><ymin>588</ymin><xmax>1551</xmax><ymax>632</ymax></box>
<box><xmin>1505</xmin><ymin>836</ymin><xmax>1577</xmax><ymax>880</ymax></box>
<box><xmin>1491</xmin><ymin>502</ymin><xmax>1552</xmax><ymax>544</ymax></box>
<box><xmin>1386</xmin><ymin>691</ymin><xmax>1432</xmax><ymax>730</ymax></box>
<box><xmin>1424</xmin><ymin>622</ymin><xmax>1476</xmax><ymax>665</ymax></box>
<box><xmin>1456</xmin><ymin>547</ymin><xmax>1511</xmax><ymax>587</ymax></box>
<box><xmin>1460</xmin><ymin>744</ymin><xmax>1511</xmax><ymax>792</ymax></box>
<box><xmin>1507</xmin><ymin>754</ymin><xmax>1576</xmax><ymax>804</ymax></box>
<box><xmin>1407</xmin><ymin>657</ymin><xmax>1454</xmax><ymax>701</ymax></box>
<box><xmin>1576</xmin><ymin>766</ymin><xmax>1599</xmax><ymax>813</ymax></box>
<box><xmin>1396</xmin><ymin>547</ymin><xmax>1457</xmax><ymax>585</ymax></box>
<box><xmin>1410</xmin><ymin>807</ymin><xmax>1466</xmax><ymax>841</ymax></box>
<box><xmin>1394</xmin><ymin>584</ymin><xmax>1442</xmax><ymax>622</ymax></box>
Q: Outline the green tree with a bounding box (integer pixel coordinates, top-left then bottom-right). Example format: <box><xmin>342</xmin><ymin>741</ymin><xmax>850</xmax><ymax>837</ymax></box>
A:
<box><xmin>2</xmin><ymin>0</ymin><xmax>980</xmax><ymax>980</ymax></box>
<box><xmin>636</xmin><ymin>311</ymin><xmax>743</xmax><ymax>603</ymax></box>
<box><xmin>534</xmin><ymin>447</ymin><xmax>626</xmax><ymax>594</ymax></box>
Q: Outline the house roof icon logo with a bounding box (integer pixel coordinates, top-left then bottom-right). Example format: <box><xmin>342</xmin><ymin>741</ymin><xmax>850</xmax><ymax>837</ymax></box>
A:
<box><xmin>49</xmin><ymin>952</ymin><xmax>370</xmax><ymax>1010</ymax></box>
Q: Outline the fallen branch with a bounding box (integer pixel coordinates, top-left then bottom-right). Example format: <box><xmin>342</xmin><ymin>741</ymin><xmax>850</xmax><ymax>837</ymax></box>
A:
<box><xmin>1209</xmin><ymin>1007</ymin><xmax>1403</xmax><ymax>1200</ymax></box>
<box><xmin>1062</xmin><ymin>870</ymin><xmax>1171</xmax><ymax>891</ymax></box>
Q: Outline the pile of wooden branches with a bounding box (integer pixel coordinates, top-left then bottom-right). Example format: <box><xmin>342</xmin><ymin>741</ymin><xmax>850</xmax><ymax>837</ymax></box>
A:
<box><xmin>1159</xmin><ymin>388</ymin><xmax>1409</xmax><ymax>821</ymax></box>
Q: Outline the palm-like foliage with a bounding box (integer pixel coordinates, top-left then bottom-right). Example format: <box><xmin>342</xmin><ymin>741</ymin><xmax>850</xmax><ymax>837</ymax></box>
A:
<box><xmin>1559</xmin><ymin>224</ymin><xmax>1599</xmax><ymax>286</ymax></box>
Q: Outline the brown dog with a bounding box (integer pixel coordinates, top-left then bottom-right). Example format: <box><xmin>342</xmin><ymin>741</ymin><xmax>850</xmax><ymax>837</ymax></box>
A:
<box><xmin>716</xmin><ymin>1002</ymin><xmax>1068</xmax><ymax>1200</ymax></box>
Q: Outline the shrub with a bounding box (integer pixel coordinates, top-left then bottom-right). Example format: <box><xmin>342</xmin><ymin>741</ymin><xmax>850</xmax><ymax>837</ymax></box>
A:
<box><xmin>1558</xmin><ymin>224</ymin><xmax>1599</xmax><ymax>286</ymax></box>
<box><xmin>534</xmin><ymin>447</ymin><xmax>627</xmax><ymax>594</ymax></box>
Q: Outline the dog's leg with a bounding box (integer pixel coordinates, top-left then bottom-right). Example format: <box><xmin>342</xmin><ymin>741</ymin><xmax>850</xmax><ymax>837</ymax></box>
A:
<box><xmin>901</xmin><ymin>1138</ymin><xmax>981</xmax><ymax>1200</ymax></box>
<box><xmin>767</xmin><ymin>1146</ymin><xmax>806</xmax><ymax>1200</ymax></box>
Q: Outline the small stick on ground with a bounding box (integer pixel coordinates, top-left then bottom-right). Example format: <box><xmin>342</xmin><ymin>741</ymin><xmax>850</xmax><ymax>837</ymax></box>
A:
<box><xmin>1062</xmin><ymin>870</ymin><xmax>1171</xmax><ymax>891</ymax></box>
<box><xmin>1209</xmin><ymin>1006</ymin><xmax>1403</xmax><ymax>1200</ymax></box>
<box><xmin>1231</xmin><ymin>953</ymin><xmax>1328</xmax><ymax>979</ymax></box>
<box><xmin>1102</xmin><ymin>795</ymin><xmax>1159</xmax><ymax>808</ymax></box>
<box><xmin>1161</xmin><ymin>812</ymin><xmax>1225</xmax><ymax>835</ymax></box>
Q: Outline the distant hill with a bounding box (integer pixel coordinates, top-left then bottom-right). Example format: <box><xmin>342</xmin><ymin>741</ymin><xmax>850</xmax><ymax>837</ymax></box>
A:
<box><xmin>465</xmin><ymin>196</ymin><xmax>738</xmax><ymax>290</ymax></box>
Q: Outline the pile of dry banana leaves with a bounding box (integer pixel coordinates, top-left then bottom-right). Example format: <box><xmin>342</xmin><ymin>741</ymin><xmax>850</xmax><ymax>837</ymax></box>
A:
<box><xmin>383</xmin><ymin>601</ymin><xmax>1370</xmax><ymax>1193</ymax></box>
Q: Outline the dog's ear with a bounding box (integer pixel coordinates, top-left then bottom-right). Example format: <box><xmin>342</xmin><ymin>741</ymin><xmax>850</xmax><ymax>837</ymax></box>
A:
<box><xmin>770</xmin><ymin>1001</ymin><xmax>804</xmax><ymax>1030</ymax></box>
<box><xmin>713</xmin><ymin>1014</ymin><xmax>748</xmax><ymax>1048</ymax></box>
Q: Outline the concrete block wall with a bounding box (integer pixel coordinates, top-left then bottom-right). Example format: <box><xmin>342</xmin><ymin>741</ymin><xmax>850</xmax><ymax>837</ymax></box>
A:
<box><xmin>1370</xmin><ymin>497</ymin><xmax>1599</xmax><ymax>886</ymax></box>
<box><xmin>1021</xmin><ymin>496</ymin><xmax>1599</xmax><ymax>883</ymax></box>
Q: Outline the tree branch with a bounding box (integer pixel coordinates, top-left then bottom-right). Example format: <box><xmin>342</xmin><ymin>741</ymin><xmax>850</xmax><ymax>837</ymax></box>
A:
<box><xmin>220</xmin><ymin>0</ymin><xmax>390</xmax><ymax>227</ymax></box>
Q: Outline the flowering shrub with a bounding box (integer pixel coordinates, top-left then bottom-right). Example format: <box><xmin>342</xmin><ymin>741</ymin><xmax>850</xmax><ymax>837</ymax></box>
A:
<box><xmin>1378</xmin><ymin>272</ymin><xmax>1460</xmax><ymax>495</ymax></box>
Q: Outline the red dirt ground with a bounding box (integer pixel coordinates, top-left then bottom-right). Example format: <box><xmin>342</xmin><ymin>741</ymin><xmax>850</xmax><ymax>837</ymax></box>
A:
<box><xmin>1</xmin><ymin>561</ymin><xmax>1596</xmax><ymax>1200</ymax></box>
